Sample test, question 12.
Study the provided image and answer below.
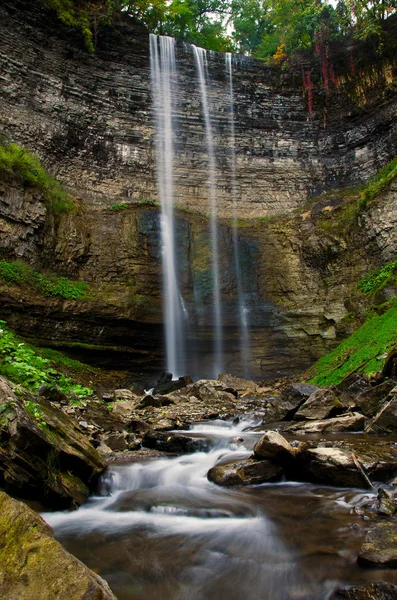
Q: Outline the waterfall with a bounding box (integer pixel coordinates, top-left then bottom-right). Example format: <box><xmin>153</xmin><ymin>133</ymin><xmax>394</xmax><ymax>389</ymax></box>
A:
<box><xmin>226</xmin><ymin>53</ymin><xmax>251</xmax><ymax>378</ymax></box>
<box><xmin>150</xmin><ymin>34</ymin><xmax>185</xmax><ymax>377</ymax></box>
<box><xmin>192</xmin><ymin>46</ymin><xmax>223</xmax><ymax>377</ymax></box>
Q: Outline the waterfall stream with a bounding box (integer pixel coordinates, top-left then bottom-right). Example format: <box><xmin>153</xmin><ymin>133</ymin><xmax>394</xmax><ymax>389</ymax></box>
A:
<box><xmin>42</xmin><ymin>421</ymin><xmax>396</xmax><ymax>599</ymax></box>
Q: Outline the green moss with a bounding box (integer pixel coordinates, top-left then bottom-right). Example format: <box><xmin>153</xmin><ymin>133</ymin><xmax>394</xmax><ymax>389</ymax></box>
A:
<box><xmin>308</xmin><ymin>300</ymin><xmax>397</xmax><ymax>386</ymax></box>
<box><xmin>0</xmin><ymin>260</ymin><xmax>89</xmax><ymax>300</ymax></box>
<box><xmin>0</xmin><ymin>140</ymin><xmax>75</xmax><ymax>214</ymax></box>
<box><xmin>359</xmin><ymin>155</ymin><xmax>397</xmax><ymax>209</ymax></box>
<box><xmin>138</xmin><ymin>198</ymin><xmax>159</xmax><ymax>207</ymax></box>
<box><xmin>110</xmin><ymin>202</ymin><xmax>129</xmax><ymax>211</ymax></box>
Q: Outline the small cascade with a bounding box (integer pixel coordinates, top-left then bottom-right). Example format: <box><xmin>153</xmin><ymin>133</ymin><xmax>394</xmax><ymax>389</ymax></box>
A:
<box><xmin>226</xmin><ymin>53</ymin><xmax>251</xmax><ymax>378</ymax></box>
<box><xmin>192</xmin><ymin>45</ymin><xmax>223</xmax><ymax>377</ymax></box>
<box><xmin>150</xmin><ymin>34</ymin><xmax>185</xmax><ymax>377</ymax></box>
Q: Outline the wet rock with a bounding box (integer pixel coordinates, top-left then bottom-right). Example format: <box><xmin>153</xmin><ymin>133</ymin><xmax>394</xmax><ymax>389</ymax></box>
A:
<box><xmin>96</xmin><ymin>442</ymin><xmax>114</xmax><ymax>458</ymax></box>
<box><xmin>137</xmin><ymin>394</ymin><xmax>175</xmax><ymax>409</ymax></box>
<box><xmin>0</xmin><ymin>491</ymin><xmax>116</xmax><ymax>600</ymax></box>
<box><xmin>113</xmin><ymin>388</ymin><xmax>138</xmax><ymax>402</ymax></box>
<box><xmin>153</xmin><ymin>372</ymin><xmax>193</xmax><ymax>396</ymax></box>
<box><xmin>207</xmin><ymin>458</ymin><xmax>283</xmax><ymax>487</ymax></box>
<box><xmin>335</xmin><ymin>373</ymin><xmax>371</xmax><ymax>395</ymax></box>
<box><xmin>0</xmin><ymin>377</ymin><xmax>106</xmax><ymax>509</ymax></box>
<box><xmin>188</xmin><ymin>380</ymin><xmax>236</xmax><ymax>404</ymax></box>
<box><xmin>269</xmin><ymin>383</ymin><xmax>320</xmax><ymax>421</ymax></box>
<box><xmin>376</xmin><ymin>488</ymin><xmax>396</xmax><ymax>516</ymax></box>
<box><xmin>129</xmin><ymin>419</ymin><xmax>151</xmax><ymax>434</ymax></box>
<box><xmin>366</xmin><ymin>395</ymin><xmax>397</xmax><ymax>433</ymax></box>
<box><xmin>142</xmin><ymin>431</ymin><xmax>210</xmax><ymax>453</ymax></box>
<box><xmin>101</xmin><ymin>432</ymin><xmax>128</xmax><ymax>451</ymax></box>
<box><xmin>298</xmin><ymin>447</ymin><xmax>372</xmax><ymax>489</ymax></box>
<box><xmin>332</xmin><ymin>582</ymin><xmax>397</xmax><ymax>599</ymax></box>
<box><xmin>287</xmin><ymin>412</ymin><xmax>366</xmax><ymax>433</ymax></box>
<box><xmin>358</xmin><ymin>521</ymin><xmax>397</xmax><ymax>567</ymax></box>
<box><xmin>355</xmin><ymin>380</ymin><xmax>397</xmax><ymax>417</ymax></box>
<box><xmin>253</xmin><ymin>431</ymin><xmax>294</xmax><ymax>463</ymax></box>
<box><xmin>294</xmin><ymin>388</ymin><xmax>338</xmax><ymax>420</ymax></box>
<box><xmin>217</xmin><ymin>373</ymin><xmax>257</xmax><ymax>396</ymax></box>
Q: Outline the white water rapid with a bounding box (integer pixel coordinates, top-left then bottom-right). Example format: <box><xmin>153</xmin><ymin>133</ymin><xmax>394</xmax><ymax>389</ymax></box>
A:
<box><xmin>150</xmin><ymin>34</ymin><xmax>186</xmax><ymax>377</ymax></box>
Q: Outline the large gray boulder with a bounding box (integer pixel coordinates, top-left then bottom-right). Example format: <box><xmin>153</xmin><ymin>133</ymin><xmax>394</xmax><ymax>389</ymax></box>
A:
<box><xmin>355</xmin><ymin>380</ymin><xmax>397</xmax><ymax>418</ymax></box>
<box><xmin>358</xmin><ymin>521</ymin><xmax>397</xmax><ymax>567</ymax></box>
<box><xmin>208</xmin><ymin>458</ymin><xmax>283</xmax><ymax>487</ymax></box>
<box><xmin>0</xmin><ymin>491</ymin><xmax>116</xmax><ymax>600</ymax></box>
<box><xmin>267</xmin><ymin>383</ymin><xmax>320</xmax><ymax>421</ymax></box>
<box><xmin>366</xmin><ymin>391</ymin><xmax>397</xmax><ymax>433</ymax></box>
<box><xmin>294</xmin><ymin>388</ymin><xmax>338</xmax><ymax>420</ymax></box>
<box><xmin>253</xmin><ymin>430</ymin><xmax>294</xmax><ymax>462</ymax></box>
<box><xmin>299</xmin><ymin>447</ymin><xmax>372</xmax><ymax>489</ymax></box>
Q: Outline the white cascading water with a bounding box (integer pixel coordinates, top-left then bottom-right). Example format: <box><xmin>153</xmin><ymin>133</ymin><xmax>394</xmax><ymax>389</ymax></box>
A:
<box><xmin>150</xmin><ymin>34</ymin><xmax>185</xmax><ymax>377</ymax></box>
<box><xmin>192</xmin><ymin>45</ymin><xmax>223</xmax><ymax>377</ymax></box>
<box><xmin>225</xmin><ymin>53</ymin><xmax>251</xmax><ymax>378</ymax></box>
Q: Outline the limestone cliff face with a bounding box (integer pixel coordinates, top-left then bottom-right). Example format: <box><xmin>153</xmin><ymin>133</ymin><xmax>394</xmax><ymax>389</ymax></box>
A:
<box><xmin>1</xmin><ymin>0</ymin><xmax>397</xmax><ymax>381</ymax></box>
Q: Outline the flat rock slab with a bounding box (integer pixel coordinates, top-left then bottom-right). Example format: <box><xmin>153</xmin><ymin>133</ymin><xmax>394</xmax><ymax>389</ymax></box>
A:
<box><xmin>0</xmin><ymin>491</ymin><xmax>116</xmax><ymax>600</ymax></box>
<box><xmin>358</xmin><ymin>521</ymin><xmax>397</xmax><ymax>567</ymax></box>
<box><xmin>355</xmin><ymin>380</ymin><xmax>397</xmax><ymax>418</ymax></box>
<box><xmin>287</xmin><ymin>412</ymin><xmax>366</xmax><ymax>433</ymax></box>
<box><xmin>208</xmin><ymin>458</ymin><xmax>283</xmax><ymax>487</ymax></box>
<box><xmin>302</xmin><ymin>447</ymin><xmax>371</xmax><ymax>489</ymax></box>
<box><xmin>332</xmin><ymin>582</ymin><xmax>397</xmax><ymax>599</ymax></box>
<box><xmin>367</xmin><ymin>397</ymin><xmax>397</xmax><ymax>433</ymax></box>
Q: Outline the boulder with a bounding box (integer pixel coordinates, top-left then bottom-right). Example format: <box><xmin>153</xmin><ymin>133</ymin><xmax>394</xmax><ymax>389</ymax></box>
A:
<box><xmin>153</xmin><ymin>372</ymin><xmax>193</xmax><ymax>396</ymax></box>
<box><xmin>188</xmin><ymin>380</ymin><xmax>236</xmax><ymax>404</ymax></box>
<box><xmin>100</xmin><ymin>432</ymin><xmax>128</xmax><ymax>451</ymax></box>
<box><xmin>137</xmin><ymin>394</ymin><xmax>175</xmax><ymax>409</ymax></box>
<box><xmin>355</xmin><ymin>380</ymin><xmax>397</xmax><ymax>418</ymax></box>
<box><xmin>253</xmin><ymin>431</ymin><xmax>294</xmax><ymax>463</ymax></box>
<box><xmin>332</xmin><ymin>582</ymin><xmax>397</xmax><ymax>599</ymax></box>
<box><xmin>142</xmin><ymin>431</ymin><xmax>210</xmax><ymax>453</ymax></box>
<box><xmin>334</xmin><ymin>373</ymin><xmax>371</xmax><ymax>395</ymax></box>
<box><xmin>287</xmin><ymin>413</ymin><xmax>365</xmax><ymax>433</ymax></box>
<box><xmin>0</xmin><ymin>377</ymin><xmax>106</xmax><ymax>509</ymax></box>
<box><xmin>109</xmin><ymin>399</ymin><xmax>138</xmax><ymax>419</ymax></box>
<box><xmin>299</xmin><ymin>448</ymin><xmax>372</xmax><ymax>489</ymax></box>
<box><xmin>0</xmin><ymin>491</ymin><xmax>116</xmax><ymax>600</ymax></box>
<box><xmin>208</xmin><ymin>458</ymin><xmax>283</xmax><ymax>487</ymax></box>
<box><xmin>366</xmin><ymin>395</ymin><xmax>397</xmax><ymax>433</ymax></box>
<box><xmin>358</xmin><ymin>521</ymin><xmax>397</xmax><ymax>567</ymax></box>
<box><xmin>217</xmin><ymin>373</ymin><xmax>257</xmax><ymax>396</ymax></box>
<box><xmin>268</xmin><ymin>383</ymin><xmax>320</xmax><ymax>421</ymax></box>
<box><xmin>294</xmin><ymin>388</ymin><xmax>338</xmax><ymax>420</ymax></box>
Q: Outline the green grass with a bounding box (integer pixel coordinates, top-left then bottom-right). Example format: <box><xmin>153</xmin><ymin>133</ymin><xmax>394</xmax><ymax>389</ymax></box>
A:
<box><xmin>0</xmin><ymin>321</ymin><xmax>93</xmax><ymax>398</ymax></box>
<box><xmin>0</xmin><ymin>140</ymin><xmax>75</xmax><ymax>214</ymax></box>
<box><xmin>308</xmin><ymin>301</ymin><xmax>397</xmax><ymax>386</ymax></box>
<box><xmin>0</xmin><ymin>260</ymin><xmax>89</xmax><ymax>300</ymax></box>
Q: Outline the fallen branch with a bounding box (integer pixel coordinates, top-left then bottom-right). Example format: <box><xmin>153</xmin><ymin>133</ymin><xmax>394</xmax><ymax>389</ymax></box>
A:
<box><xmin>351</xmin><ymin>452</ymin><xmax>374</xmax><ymax>489</ymax></box>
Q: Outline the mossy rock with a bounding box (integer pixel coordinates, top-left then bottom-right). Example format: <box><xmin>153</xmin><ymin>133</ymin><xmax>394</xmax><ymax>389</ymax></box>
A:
<box><xmin>0</xmin><ymin>491</ymin><xmax>116</xmax><ymax>599</ymax></box>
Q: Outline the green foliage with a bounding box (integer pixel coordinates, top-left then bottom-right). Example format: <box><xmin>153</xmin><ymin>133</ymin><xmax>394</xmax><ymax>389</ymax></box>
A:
<box><xmin>308</xmin><ymin>300</ymin><xmax>397</xmax><ymax>386</ymax></box>
<box><xmin>359</xmin><ymin>156</ymin><xmax>397</xmax><ymax>209</ymax></box>
<box><xmin>0</xmin><ymin>140</ymin><xmax>74</xmax><ymax>214</ymax></box>
<box><xmin>24</xmin><ymin>400</ymin><xmax>47</xmax><ymax>429</ymax></box>
<box><xmin>138</xmin><ymin>198</ymin><xmax>159</xmax><ymax>207</ymax></box>
<box><xmin>358</xmin><ymin>257</ymin><xmax>397</xmax><ymax>294</ymax></box>
<box><xmin>0</xmin><ymin>260</ymin><xmax>89</xmax><ymax>300</ymax></box>
<box><xmin>0</xmin><ymin>321</ymin><xmax>93</xmax><ymax>398</ymax></box>
<box><xmin>110</xmin><ymin>202</ymin><xmax>129</xmax><ymax>211</ymax></box>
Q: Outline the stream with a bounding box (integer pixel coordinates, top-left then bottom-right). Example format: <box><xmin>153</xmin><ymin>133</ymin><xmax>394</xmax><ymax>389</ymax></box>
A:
<box><xmin>43</xmin><ymin>418</ymin><xmax>397</xmax><ymax>599</ymax></box>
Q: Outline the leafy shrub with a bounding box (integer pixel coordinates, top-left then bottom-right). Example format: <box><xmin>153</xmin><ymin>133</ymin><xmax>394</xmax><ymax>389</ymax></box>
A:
<box><xmin>0</xmin><ymin>321</ymin><xmax>93</xmax><ymax>398</ymax></box>
<box><xmin>138</xmin><ymin>198</ymin><xmax>159</xmax><ymax>207</ymax></box>
<box><xmin>358</xmin><ymin>258</ymin><xmax>397</xmax><ymax>294</ymax></box>
<box><xmin>0</xmin><ymin>260</ymin><xmax>89</xmax><ymax>300</ymax></box>
<box><xmin>0</xmin><ymin>141</ymin><xmax>74</xmax><ymax>214</ymax></box>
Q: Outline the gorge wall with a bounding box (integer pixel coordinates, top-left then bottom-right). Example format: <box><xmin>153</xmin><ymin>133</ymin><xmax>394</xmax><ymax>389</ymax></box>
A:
<box><xmin>1</xmin><ymin>0</ymin><xmax>397</xmax><ymax>382</ymax></box>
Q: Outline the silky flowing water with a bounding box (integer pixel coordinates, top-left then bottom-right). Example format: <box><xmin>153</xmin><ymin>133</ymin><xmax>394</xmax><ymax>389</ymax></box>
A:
<box><xmin>43</xmin><ymin>420</ymin><xmax>397</xmax><ymax>599</ymax></box>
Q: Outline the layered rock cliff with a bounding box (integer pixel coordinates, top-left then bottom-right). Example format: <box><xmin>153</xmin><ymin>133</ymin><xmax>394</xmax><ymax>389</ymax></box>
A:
<box><xmin>1</xmin><ymin>0</ymin><xmax>397</xmax><ymax>381</ymax></box>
